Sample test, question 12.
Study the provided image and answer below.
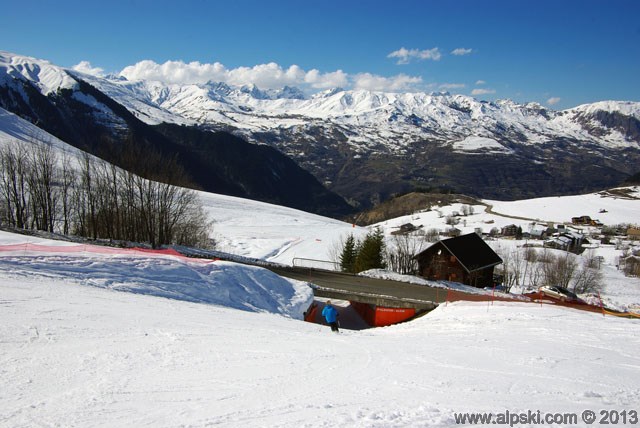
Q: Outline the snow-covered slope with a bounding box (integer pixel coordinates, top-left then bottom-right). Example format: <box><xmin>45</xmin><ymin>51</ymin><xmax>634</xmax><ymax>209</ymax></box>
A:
<box><xmin>0</xmin><ymin>106</ymin><xmax>83</xmax><ymax>158</ymax></box>
<box><xmin>1</xmin><ymin>255</ymin><xmax>639</xmax><ymax>427</ymax></box>
<box><xmin>0</xmin><ymin>230</ymin><xmax>312</xmax><ymax>317</ymax></box>
<box><xmin>0</xmin><ymin>51</ymin><xmax>77</xmax><ymax>95</ymax></box>
<box><xmin>0</xmin><ymin>51</ymin><xmax>128</xmax><ymax>132</ymax></box>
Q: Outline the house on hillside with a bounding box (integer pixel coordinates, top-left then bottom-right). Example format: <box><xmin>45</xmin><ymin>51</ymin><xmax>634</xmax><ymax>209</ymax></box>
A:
<box><xmin>571</xmin><ymin>215</ymin><xmax>603</xmax><ymax>227</ymax></box>
<box><xmin>628</xmin><ymin>227</ymin><xmax>640</xmax><ymax>240</ymax></box>
<box><xmin>501</xmin><ymin>224</ymin><xmax>523</xmax><ymax>237</ymax></box>
<box><xmin>391</xmin><ymin>223</ymin><xmax>421</xmax><ymax>235</ymax></box>
<box><xmin>528</xmin><ymin>223</ymin><xmax>548</xmax><ymax>240</ymax></box>
<box><xmin>544</xmin><ymin>231</ymin><xmax>588</xmax><ymax>253</ymax></box>
<box><xmin>444</xmin><ymin>227</ymin><xmax>462</xmax><ymax>237</ymax></box>
<box><xmin>572</xmin><ymin>215</ymin><xmax>592</xmax><ymax>225</ymax></box>
<box><xmin>414</xmin><ymin>233</ymin><xmax>503</xmax><ymax>288</ymax></box>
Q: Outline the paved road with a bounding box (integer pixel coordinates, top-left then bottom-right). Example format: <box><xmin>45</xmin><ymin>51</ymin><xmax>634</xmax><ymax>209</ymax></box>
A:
<box><xmin>269</xmin><ymin>266</ymin><xmax>447</xmax><ymax>308</ymax></box>
<box><xmin>177</xmin><ymin>246</ymin><xmax>446</xmax><ymax>309</ymax></box>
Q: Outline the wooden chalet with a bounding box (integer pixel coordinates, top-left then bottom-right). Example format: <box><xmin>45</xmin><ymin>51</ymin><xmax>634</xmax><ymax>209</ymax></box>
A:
<box><xmin>414</xmin><ymin>233</ymin><xmax>503</xmax><ymax>288</ymax></box>
<box><xmin>391</xmin><ymin>223</ymin><xmax>420</xmax><ymax>235</ymax></box>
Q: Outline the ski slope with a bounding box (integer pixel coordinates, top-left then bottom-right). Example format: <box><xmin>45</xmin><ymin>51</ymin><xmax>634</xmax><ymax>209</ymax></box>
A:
<box><xmin>1</xmin><ymin>256</ymin><xmax>639</xmax><ymax>427</ymax></box>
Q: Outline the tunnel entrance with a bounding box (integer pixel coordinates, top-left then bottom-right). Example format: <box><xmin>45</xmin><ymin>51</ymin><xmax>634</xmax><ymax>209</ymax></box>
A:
<box><xmin>304</xmin><ymin>297</ymin><xmax>436</xmax><ymax>330</ymax></box>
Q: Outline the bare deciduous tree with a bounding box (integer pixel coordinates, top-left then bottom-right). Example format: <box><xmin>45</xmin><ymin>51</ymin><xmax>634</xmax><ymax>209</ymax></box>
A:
<box><xmin>541</xmin><ymin>251</ymin><xmax>578</xmax><ymax>289</ymax></box>
<box><xmin>386</xmin><ymin>234</ymin><xmax>425</xmax><ymax>275</ymax></box>
<box><xmin>26</xmin><ymin>141</ymin><xmax>59</xmax><ymax>232</ymax></box>
<box><xmin>1</xmin><ymin>139</ymin><xmax>213</xmax><ymax>249</ymax></box>
<box><xmin>0</xmin><ymin>142</ymin><xmax>30</xmax><ymax>229</ymax></box>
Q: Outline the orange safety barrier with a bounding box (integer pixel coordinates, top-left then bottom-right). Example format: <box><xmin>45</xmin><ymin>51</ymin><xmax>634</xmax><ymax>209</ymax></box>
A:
<box><xmin>350</xmin><ymin>301</ymin><xmax>416</xmax><ymax>327</ymax></box>
<box><xmin>443</xmin><ymin>287</ymin><xmax>619</xmax><ymax>317</ymax></box>
<box><xmin>303</xmin><ymin>302</ymin><xmax>319</xmax><ymax>323</ymax></box>
<box><xmin>443</xmin><ymin>287</ymin><xmax>636</xmax><ymax>318</ymax></box>
<box><xmin>602</xmin><ymin>309</ymin><xmax>640</xmax><ymax>319</ymax></box>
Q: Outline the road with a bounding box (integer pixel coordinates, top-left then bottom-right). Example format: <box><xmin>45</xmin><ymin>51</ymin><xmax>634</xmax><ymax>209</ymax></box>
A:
<box><xmin>269</xmin><ymin>266</ymin><xmax>446</xmax><ymax>309</ymax></box>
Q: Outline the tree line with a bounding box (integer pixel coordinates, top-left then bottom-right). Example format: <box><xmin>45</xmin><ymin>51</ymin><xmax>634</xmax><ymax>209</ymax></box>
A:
<box><xmin>0</xmin><ymin>139</ymin><xmax>212</xmax><ymax>248</ymax></box>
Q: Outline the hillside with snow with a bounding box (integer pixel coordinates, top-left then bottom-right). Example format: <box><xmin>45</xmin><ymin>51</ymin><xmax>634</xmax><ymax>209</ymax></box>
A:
<box><xmin>2</xmin><ymin>51</ymin><xmax>640</xmax><ymax>206</ymax></box>
<box><xmin>1</xmin><ymin>231</ymin><xmax>639</xmax><ymax>427</ymax></box>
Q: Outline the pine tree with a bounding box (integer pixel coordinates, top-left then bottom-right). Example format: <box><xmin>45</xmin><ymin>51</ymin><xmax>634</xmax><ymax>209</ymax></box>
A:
<box><xmin>340</xmin><ymin>233</ymin><xmax>357</xmax><ymax>273</ymax></box>
<box><xmin>355</xmin><ymin>227</ymin><xmax>386</xmax><ymax>272</ymax></box>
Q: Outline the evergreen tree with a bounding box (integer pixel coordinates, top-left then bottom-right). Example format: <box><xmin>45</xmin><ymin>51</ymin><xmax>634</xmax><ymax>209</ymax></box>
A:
<box><xmin>516</xmin><ymin>226</ymin><xmax>523</xmax><ymax>240</ymax></box>
<box><xmin>339</xmin><ymin>233</ymin><xmax>357</xmax><ymax>273</ymax></box>
<box><xmin>355</xmin><ymin>227</ymin><xmax>386</xmax><ymax>272</ymax></box>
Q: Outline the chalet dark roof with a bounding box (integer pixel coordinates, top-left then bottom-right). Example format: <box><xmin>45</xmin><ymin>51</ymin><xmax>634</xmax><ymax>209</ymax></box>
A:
<box><xmin>418</xmin><ymin>233</ymin><xmax>503</xmax><ymax>273</ymax></box>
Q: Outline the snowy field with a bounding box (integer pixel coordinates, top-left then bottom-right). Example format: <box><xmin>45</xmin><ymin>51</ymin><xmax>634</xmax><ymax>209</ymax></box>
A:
<box><xmin>2</xmin><ymin>224</ymin><xmax>640</xmax><ymax>427</ymax></box>
<box><xmin>2</xmin><ymin>263</ymin><xmax>639</xmax><ymax>427</ymax></box>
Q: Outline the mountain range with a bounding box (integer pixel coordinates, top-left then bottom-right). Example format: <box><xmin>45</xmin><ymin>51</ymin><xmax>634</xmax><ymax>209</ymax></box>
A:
<box><xmin>0</xmin><ymin>51</ymin><xmax>352</xmax><ymax>217</ymax></box>
<box><xmin>1</xmin><ymin>51</ymin><xmax>639</xmax><ymax>212</ymax></box>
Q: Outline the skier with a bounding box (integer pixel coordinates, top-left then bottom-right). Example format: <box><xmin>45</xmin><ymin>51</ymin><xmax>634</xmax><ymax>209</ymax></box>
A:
<box><xmin>321</xmin><ymin>300</ymin><xmax>339</xmax><ymax>332</ymax></box>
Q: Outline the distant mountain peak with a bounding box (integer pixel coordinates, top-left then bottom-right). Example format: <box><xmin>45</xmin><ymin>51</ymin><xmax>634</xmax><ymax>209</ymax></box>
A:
<box><xmin>0</xmin><ymin>50</ymin><xmax>78</xmax><ymax>95</ymax></box>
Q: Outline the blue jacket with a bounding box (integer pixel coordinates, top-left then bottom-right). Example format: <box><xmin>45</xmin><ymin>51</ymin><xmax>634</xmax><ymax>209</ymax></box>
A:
<box><xmin>322</xmin><ymin>304</ymin><xmax>338</xmax><ymax>323</ymax></box>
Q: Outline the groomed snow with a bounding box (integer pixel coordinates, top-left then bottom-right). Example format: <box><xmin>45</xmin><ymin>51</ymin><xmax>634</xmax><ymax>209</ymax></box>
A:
<box><xmin>198</xmin><ymin>190</ymin><xmax>368</xmax><ymax>266</ymax></box>
<box><xmin>2</xmin><ymin>267</ymin><xmax>639</xmax><ymax>427</ymax></box>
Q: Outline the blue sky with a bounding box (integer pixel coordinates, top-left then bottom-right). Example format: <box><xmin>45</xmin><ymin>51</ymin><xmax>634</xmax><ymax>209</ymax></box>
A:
<box><xmin>2</xmin><ymin>0</ymin><xmax>639</xmax><ymax>109</ymax></box>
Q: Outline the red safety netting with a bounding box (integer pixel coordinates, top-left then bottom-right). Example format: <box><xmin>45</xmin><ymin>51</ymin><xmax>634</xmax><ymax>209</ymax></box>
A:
<box><xmin>443</xmin><ymin>288</ymin><xmax>615</xmax><ymax>316</ymax></box>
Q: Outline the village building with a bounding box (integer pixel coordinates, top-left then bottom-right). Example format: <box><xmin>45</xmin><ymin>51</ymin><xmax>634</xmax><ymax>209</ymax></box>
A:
<box><xmin>571</xmin><ymin>215</ymin><xmax>603</xmax><ymax>227</ymax></box>
<box><xmin>628</xmin><ymin>227</ymin><xmax>640</xmax><ymax>240</ymax></box>
<box><xmin>390</xmin><ymin>223</ymin><xmax>420</xmax><ymax>235</ymax></box>
<box><xmin>414</xmin><ymin>233</ymin><xmax>503</xmax><ymax>288</ymax></box>
<box><xmin>544</xmin><ymin>231</ymin><xmax>588</xmax><ymax>253</ymax></box>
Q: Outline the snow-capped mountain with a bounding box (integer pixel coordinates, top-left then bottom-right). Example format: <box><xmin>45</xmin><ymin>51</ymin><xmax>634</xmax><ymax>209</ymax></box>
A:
<box><xmin>78</xmin><ymin>68</ymin><xmax>640</xmax><ymax>152</ymax></box>
<box><xmin>2</xmin><ymin>51</ymin><xmax>639</xmax><ymax>208</ymax></box>
<box><xmin>0</xmin><ymin>51</ymin><xmax>353</xmax><ymax>217</ymax></box>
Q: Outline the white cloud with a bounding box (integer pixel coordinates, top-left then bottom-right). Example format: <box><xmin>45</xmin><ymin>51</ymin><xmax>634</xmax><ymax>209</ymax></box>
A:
<box><xmin>471</xmin><ymin>88</ymin><xmax>496</xmax><ymax>96</ymax></box>
<box><xmin>72</xmin><ymin>61</ymin><xmax>105</xmax><ymax>77</ymax></box>
<box><xmin>451</xmin><ymin>48</ymin><xmax>473</xmax><ymax>56</ymax></box>
<box><xmin>546</xmin><ymin>97</ymin><xmax>561</xmax><ymax>106</ymax></box>
<box><xmin>119</xmin><ymin>59</ymin><xmax>350</xmax><ymax>91</ymax></box>
<box><xmin>475</xmin><ymin>80</ymin><xmax>486</xmax><ymax>85</ymax></box>
<box><xmin>304</xmin><ymin>69</ymin><xmax>349</xmax><ymax>89</ymax></box>
<box><xmin>387</xmin><ymin>47</ymin><xmax>441</xmax><ymax>64</ymax></box>
<box><xmin>352</xmin><ymin>73</ymin><xmax>423</xmax><ymax>92</ymax></box>
<box><xmin>118</xmin><ymin>58</ymin><xmax>424</xmax><ymax>93</ymax></box>
<box><xmin>439</xmin><ymin>83</ymin><xmax>466</xmax><ymax>90</ymax></box>
<box><xmin>119</xmin><ymin>59</ymin><xmax>227</xmax><ymax>84</ymax></box>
